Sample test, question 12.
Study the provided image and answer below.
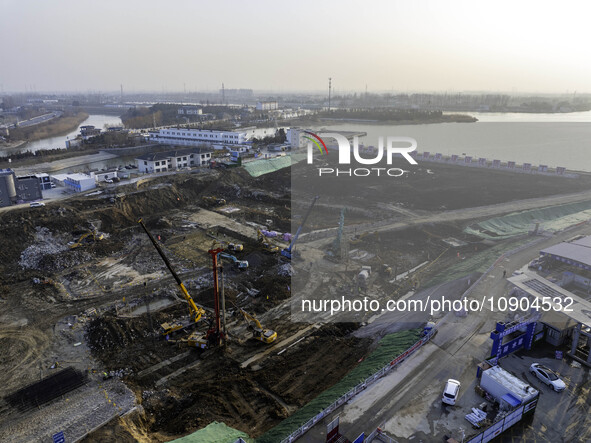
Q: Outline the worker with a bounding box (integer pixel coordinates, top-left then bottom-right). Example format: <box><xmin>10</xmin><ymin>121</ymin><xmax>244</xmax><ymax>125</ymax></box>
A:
<box><xmin>503</xmin><ymin>270</ymin><xmax>506</xmax><ymax>277</ymax></box>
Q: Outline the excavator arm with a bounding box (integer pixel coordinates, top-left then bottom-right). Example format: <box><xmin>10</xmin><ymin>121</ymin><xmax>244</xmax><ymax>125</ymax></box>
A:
<box><xmin>239</xmin><ymin>309</ymin><xmax>277</xmax><ymax>343</ymax></box>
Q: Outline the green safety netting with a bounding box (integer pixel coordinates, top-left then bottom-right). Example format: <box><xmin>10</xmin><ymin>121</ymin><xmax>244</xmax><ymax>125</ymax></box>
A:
<box><xmin>465</xmin><ymin>200</ymin><xmax>591</xmax><ymax>240</ymax></box>
<box><xmin>424</xmin><ymin>237</ymin><xmax>535</xmax><ymax>287</ymax></box>
<box><xmin>171</xmin><ymin>421</ymin><xmax>252</xmax><ymax>443</ymax></box>
<box><xmin>257</xmin><ymin>329</ymin><xmax>421</xmax><ymax>443</ymax></box>
<box><xmin>243</xmin><ymin>154</ymin><xmax>307</xmax><ymax>177</ymax></box>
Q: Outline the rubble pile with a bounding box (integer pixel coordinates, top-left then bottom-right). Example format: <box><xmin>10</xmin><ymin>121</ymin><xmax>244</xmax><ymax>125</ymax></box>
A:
<box><xmin>18</xmin><ymin>227</ymin><xmax>67</xmax><ymax>270</ymax></box>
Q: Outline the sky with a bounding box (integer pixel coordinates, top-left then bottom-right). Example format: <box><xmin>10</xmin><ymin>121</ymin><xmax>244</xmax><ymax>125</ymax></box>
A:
<box><xmin>1</xmin><ymin>0</ymin><xmax>591</xmax><ymax>94</ymax></box>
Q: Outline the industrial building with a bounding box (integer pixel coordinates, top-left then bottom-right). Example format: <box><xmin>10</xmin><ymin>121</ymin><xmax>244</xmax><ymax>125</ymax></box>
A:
<box><xmin>540</xmin><ymin>236</ymin><xmax>591</xmax><ymax>272</ymax></box>
<box><xmin>0</xmin><ymin>169</ymin><xmax>43</xmax><ymax>207</ymax></box>
<box><xmin>509</xmin><ymin>269</ymin><xmax>591</xmax><ymax>366</ymax></box>
<box><xmin>0</xmin><ymin>169</ymin><xmax>16</xmax><ymax>207</ymax></box>
<box><xmin>63</xmin><ymin>173</ymin><xmax>96</xmax><ymax>193</ymax></box>
<box><xmin>149</xmin><ymin>128</ymin><xmax>246</xmax><ymax>148</ymax></box>
<box><xmin>135</xmin><ymin>147</ymin><xmax>213</xmax><ymax>173</ymax></box>
<box><xmin>35</xmin><ymin>173</ymin><xmax>52</xmax><ymax>190</ymax></box>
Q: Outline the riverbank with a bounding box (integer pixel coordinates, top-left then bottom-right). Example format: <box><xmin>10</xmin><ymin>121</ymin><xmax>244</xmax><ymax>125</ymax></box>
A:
<box><xmin>286</xmin><ymin>113</ymin><xmax>477</xmax><ymax>127</ymax></box>
<box><xmin>0</xmin><ymin>140</ymin><xmax>28</xmax><ymax>150</ymax></box>
<box><xmin>8</xmin><ymin>111</ymin><xmax>89</xmax><ymax>143</ymax></box>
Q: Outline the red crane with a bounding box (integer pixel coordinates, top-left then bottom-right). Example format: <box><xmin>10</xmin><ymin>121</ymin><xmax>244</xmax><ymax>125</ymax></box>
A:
<box><xmin>207</xmin><ymin>247</ymin><xmax>225</xmax><ymax>347</ymax></box>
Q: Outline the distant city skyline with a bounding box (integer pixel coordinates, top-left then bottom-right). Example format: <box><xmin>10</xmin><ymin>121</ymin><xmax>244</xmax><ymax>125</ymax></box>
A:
<box><xmin>2</xmin><ymin>0</ymin><xmax>591</xmax><ymax>94</ymax></box>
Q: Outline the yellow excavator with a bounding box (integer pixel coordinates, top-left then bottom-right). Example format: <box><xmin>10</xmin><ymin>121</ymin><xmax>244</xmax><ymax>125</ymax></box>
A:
<box><xmin>69</xmin><ymin>230</ymin><xmax>104</xmax><ymax>249</ymax></box>
<box><xmin>225</xmin><ymin>242</ymin><xmax>243</xmax><ymax>252</ymax></box>
<box><xmin>138</xmin><ymin>219</ymin><xmax>206</xmax><ymax>336</ymax></box>
<box><xmin>239</xmin><ymin>308</ymin><xmax>277</xmax><ymax>344</ymax></box>
<box><xmin>256</xmin><ymin>229</ymin><xmax>280</xmax><ymax>253</ymax></box>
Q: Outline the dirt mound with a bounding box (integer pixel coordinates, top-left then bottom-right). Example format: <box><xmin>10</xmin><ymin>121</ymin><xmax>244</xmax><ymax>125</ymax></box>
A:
<box><xmin>85</xmin><ymin>314</ymin><xmax>158</xmax><ymax>360</ymax></box>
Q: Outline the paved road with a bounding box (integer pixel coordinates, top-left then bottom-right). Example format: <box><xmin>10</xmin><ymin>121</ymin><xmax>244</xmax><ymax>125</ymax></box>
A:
<box><xmin>16</xmin><ymin>111</ymin><xmax>62</xmax><ymax>128</ymax></box>
<box><xmin>301</xmin><ymin>222</ymin><xmax>591</xmax><ymax>442</ymax></box>
<box><xmin>303</xmin><ymin>189</ymin><xmax>591</xmax><ymax>246</ymax></box>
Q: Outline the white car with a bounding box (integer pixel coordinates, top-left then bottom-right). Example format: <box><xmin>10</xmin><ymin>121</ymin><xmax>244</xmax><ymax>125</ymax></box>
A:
<box><xmin>105</xmin><ymin>179</ymin><xmax>113</xmax><ymax>184</ymax></box>
<box><xmin>29</xmin><ymin>202</ymin><xmax>45</xmax><ymax>208</ymax></box>
<box><xmin>442</xmin><ymin>379</ymin><xmax>461</xmax><ymax>405</ymax></box>
<box><xmin>530</xmin><ymin>363</ymin><xmax>566</xmax><ymax>392</ymax></box>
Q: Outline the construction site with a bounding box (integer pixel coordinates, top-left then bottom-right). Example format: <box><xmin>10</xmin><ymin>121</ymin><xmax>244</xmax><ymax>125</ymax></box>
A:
<box><xmin>2</xmin><ymin>151</ymin><xmax>591</xmax><ymax>443</ymax></box>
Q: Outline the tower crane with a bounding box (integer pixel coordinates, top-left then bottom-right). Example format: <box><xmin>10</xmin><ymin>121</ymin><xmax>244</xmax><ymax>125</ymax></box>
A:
<box><xmin>281</xmin><ymin>196</ymin><xmax>319</xmax><ymax>259</ymax></box>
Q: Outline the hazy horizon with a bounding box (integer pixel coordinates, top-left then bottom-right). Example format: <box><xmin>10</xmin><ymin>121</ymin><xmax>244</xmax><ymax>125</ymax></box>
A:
<box><xmin>2</xmin><ymin>0</ymin><xmax>591</xmax><ymax>94</ymax></box>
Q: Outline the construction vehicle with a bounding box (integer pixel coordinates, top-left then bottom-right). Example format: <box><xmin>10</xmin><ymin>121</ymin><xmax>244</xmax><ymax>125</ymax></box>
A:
<box><xmin>239</xmin><ymin>309</ymin><xmax>277</xmax><ymax>344</ymax></box>
<box><xmin>219</xmin><ymin>252</ymin><xmax>248</xmax><ymax>269</ymax></box>
<box><xmin>138</xmin><ymin>219</ymin><xmax>206</xmax><ymax>336</ymax></box>
<box><xmin>226</xmin><ymin>242</ymin><xmax>243</xmax><ymax>252</ymax></box>
<box><xmin>69</xmin><ymin>230</ymin><xmax>104</xmax><ymax>249</ymax></box>
<box><xmin>257</xmin><ymin>229</ymin><xmax>280</xmax><ymax>253</ymax></box>
<box><xmin>281</xmin><ymin>196</ymin><xmax>319</xmax><ymax>259</ymax></box>
<box><xmin>202</xmin><ymin>196</ymin><xmax>227</xmax><ymax>206</ymax></box>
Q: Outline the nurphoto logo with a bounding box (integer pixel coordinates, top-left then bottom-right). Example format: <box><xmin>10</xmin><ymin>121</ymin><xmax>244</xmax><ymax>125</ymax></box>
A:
<box><xmin>305</xmin><ymin>132</ymin><xmax>418</xmax><ymax>177</ymax></box>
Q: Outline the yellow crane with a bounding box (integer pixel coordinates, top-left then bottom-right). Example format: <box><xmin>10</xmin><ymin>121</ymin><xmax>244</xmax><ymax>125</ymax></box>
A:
<box><xmin>138</xmin><ymin>219</ymin><xmax>206</xmax><ymax>336</ymax></box>
<box><xmin>239</xmin><ymin>308</ymin><xmax>277</xmax><ymax>344</ymax></box>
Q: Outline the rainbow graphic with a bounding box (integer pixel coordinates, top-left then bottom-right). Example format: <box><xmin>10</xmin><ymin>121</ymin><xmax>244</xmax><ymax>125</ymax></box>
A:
<box><xmin>303</xmin><ymin>131</ymin><xmax>328</xmax><ymax>154</ymax></box>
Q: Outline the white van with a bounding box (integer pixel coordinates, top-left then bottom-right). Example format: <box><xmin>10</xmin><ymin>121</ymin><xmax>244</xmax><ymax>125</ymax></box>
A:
<box><xmin>442</xmin><ymin>379</ymin><xmax>461</xmax><ymax>405</ymax></box>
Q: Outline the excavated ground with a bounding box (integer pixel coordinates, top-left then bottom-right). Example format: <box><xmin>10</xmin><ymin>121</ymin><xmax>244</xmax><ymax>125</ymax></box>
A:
<box><xmin>1</xmin><ymin>164</ymin><xmax>590</xmax><ymax>441</ymax></box>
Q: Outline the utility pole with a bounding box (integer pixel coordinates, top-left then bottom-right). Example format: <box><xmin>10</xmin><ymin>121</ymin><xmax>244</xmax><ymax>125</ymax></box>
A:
<box><xmin>222</xmin><ymin>82</ymin><xmax>225</xmax><ymax>105</ymax></box>
<box><xmin>328</xmin><ymin>77</ymin><xmax>332</xmax><ymax>112</ymax></box>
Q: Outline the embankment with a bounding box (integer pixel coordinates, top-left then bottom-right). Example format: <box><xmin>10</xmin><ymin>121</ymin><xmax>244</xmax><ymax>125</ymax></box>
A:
<box><xmin>9</xmin><ymin>111</ymin><xmax>89</xmax><ymax>142</ymax></box>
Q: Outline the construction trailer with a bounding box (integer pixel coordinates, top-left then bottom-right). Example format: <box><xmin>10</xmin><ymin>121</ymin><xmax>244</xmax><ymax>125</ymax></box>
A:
<box><xmin>466</xmin><ymin>365</ymin><xmax>540</xmax><ymax>443</ymax></box>
<box><xmin>480</xmin><ymin>365</ymin><xmax>538</xmax><ymax>410</ymax></box>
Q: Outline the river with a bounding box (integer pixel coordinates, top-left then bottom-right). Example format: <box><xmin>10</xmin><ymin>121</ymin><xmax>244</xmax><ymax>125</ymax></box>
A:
<box><xmin>0</xmin><ymin>114</ymin><xmax>123</xmax><ymax>157</ymax></box>
<box><xmin>314</xmin><ymin>111</ymin><xmax>591</xmax><ymax>172</ymax></box>
<box><xmin>5</xmin><ymin>112</ymin><xmax>591</xmax><ymax>173</ymax></box>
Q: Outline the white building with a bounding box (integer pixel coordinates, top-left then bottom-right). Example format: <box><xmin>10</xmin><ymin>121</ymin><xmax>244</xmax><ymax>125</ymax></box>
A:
<box><xmin>178</xmin><ymin>106</ymin><xmax>203</xmax><ymax>115</ymax></box>
<box><xmin>34</xmin><ymin>173</ymin><xmax>52</xmax><ymax>190</ymax></box>
<box><xmin>91</xmin><ymin>170</ymin><xmax>118</xmax><ymax>182</ymax></box>
<box><xmin>286</xmin><ymin>128</ymin><xmax>306</xmax><ymax>148</ymax></box>
<box><xmin>135</xmin><ymin>148</ymin><xmax>212</xmax><ymax>173</ymax></box>
<box><xmin>149</xmin><ymin>128</ymin><xmax>246</xmax><ymax>148</ymax></box>
<box><xmin>256</xmin><ymin>101</ymin><xmax>279</xmax><ymax>111</ymax></box>
<box><xmin>63</xmin><ymin>173</ymin><xmax>96</xmax><ymax>192</ymax></box>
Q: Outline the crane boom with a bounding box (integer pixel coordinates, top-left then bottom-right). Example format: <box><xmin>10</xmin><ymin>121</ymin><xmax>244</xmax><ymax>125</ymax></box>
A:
<box><xmin>138</xmin><ymin>219</ymin><xmax>205</xmax><ymax>331</ymax></box>
<box><xmin>281</xmin><ymin>195</ymin><xmax>319</xmax><ymax>259</ymax></box>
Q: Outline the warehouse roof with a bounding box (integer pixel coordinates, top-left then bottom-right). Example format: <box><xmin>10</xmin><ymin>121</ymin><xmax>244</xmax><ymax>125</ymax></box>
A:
<box><xmin>572</xmin><ymin>235</ymin><xmax>591</xmax><ymax>248</ymax></box>
<box><xmin>540</xmin><ymin>242</ymin><xmax>591</xmax><ymax>267</ymax></box>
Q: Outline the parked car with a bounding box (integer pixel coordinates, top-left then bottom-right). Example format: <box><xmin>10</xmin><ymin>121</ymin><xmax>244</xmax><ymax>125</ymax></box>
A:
<box><xmin>29</xmin><ymin>202</ymin><xmax>45</xmax><ymax>208</ymax></box>
<box><xmin>530</xmin><ymin>363</ymin><xmax>566</xmax><ymax>391</ymax></box>
<box><xmin>104</xmin><ymin>179</ymin><xmax>113</xmax><ymax>184</ymax></box>
<box><xmin>442</xmin><ymin>379</ymin><xmax>461</xmax><ymax>405</ymax></box>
